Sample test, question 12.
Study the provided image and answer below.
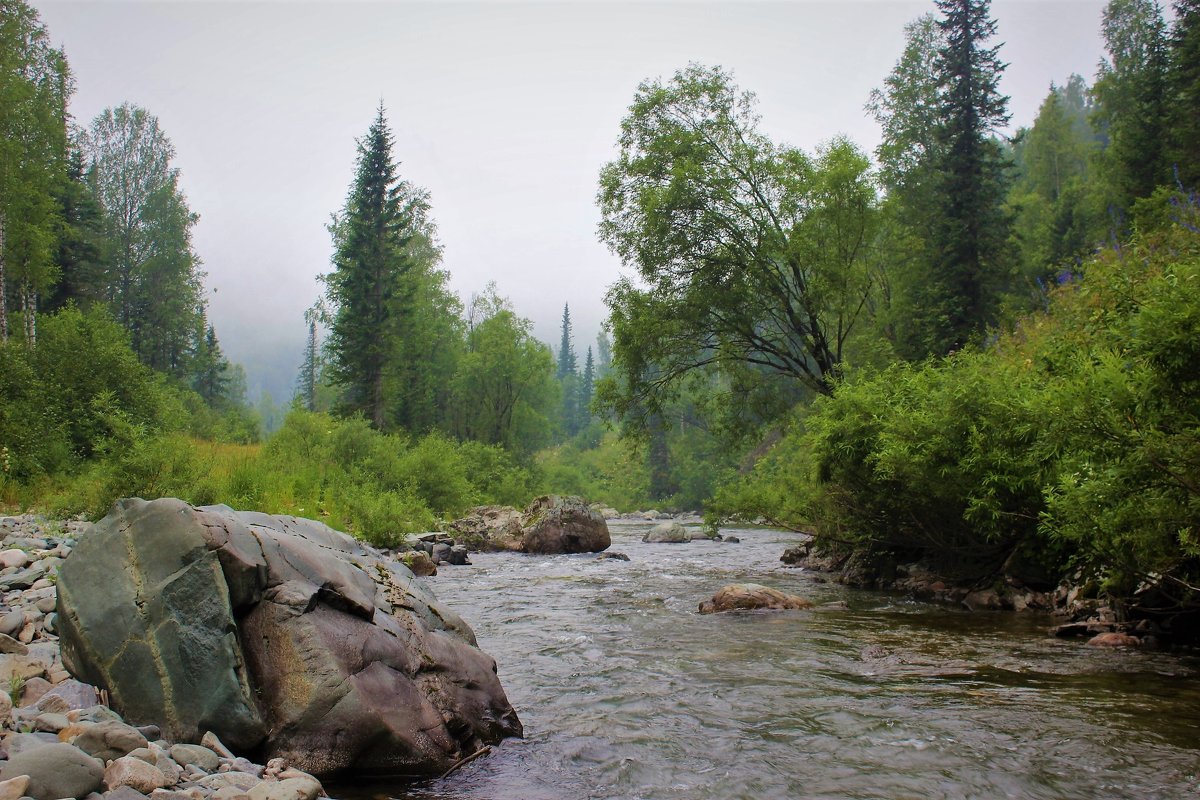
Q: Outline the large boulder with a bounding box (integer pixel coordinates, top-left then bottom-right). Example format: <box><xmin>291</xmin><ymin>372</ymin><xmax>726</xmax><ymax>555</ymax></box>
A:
<box><xmin>449</xmin><ymin>496</ymin><xmax>610</xmax><ymax>554</ymax></box>
<box><xmin>57</xmin><ymin>498</ymin><xmax>521</xmax><ymax>778</ymax></box>
<box><xmin>0</xmin><ymin>742</ymin><xmax>104</xmax><ymax>800</ymax></box>
<box><xmin>698</xmin><ymin>583</ymin><xmax>814</xmax><ymax>614</ymax></box>
<box><xmin>642</xmin><ymin>522</ymin><xmax>689</xmax><ymax>543</ymax></box>
<box><xmin>520</xmin><ymin>495</ymin><xmax>610</xmax><ymax>554</ymax></box>
<box><xmin>446</xmin><ymin>506</ymin><xmax>525</xmax><ymax>552</ymax></box>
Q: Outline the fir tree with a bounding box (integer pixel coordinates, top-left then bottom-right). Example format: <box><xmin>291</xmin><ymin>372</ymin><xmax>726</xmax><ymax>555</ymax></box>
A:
<box><xmin>46</xmin><ymin>146</ymin><xmax>108</xmax><ymax>312</ymax></box>
<box><xmin>924</xmin><ymin>0</ymin><xmax>1012</xmax><ymax>354</ymax></box>
<box><xmin>192</xmin><ymin>320</ymin><xmax>230</xmax><ymax>404</ymax></box>
<box><xmin>297</xmin><ymin>316</ymin><xmax>320</xmax><ymax>412</ymax></box>
<box><xmin>581</xmin><ymin>346</ymin><xmax>595</xmax><ymax>421</ymax></box>
<box><xmin>323</xmin><ymin>105</ymin><xmax>420</xmax><ymax>428</ymax></box>
<box><xmin>556</xmin><ymin>302</ymin><xmax>576</xmax><ymax>379</ymax></box>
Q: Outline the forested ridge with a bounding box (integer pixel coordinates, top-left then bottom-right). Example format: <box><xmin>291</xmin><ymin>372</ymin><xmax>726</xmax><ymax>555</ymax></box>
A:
<box><xmin>3</xmin><ymin>0</ymin><xmax>1200</xmax><ymax>620</ymax></box>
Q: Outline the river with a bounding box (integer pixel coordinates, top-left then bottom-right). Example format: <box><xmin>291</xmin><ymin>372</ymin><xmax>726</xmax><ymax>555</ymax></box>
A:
<box><xmin>355</xmin><ymin>520</ymin><xmax>1200</xmax><ymax>800</ymax></box>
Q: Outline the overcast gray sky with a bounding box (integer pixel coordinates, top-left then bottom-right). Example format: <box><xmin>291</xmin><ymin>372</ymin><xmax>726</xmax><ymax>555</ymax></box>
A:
<box><xmin>35</xmin><ymin>0</ymin><xmax>1108</xmax><ymax>399</ymax></box>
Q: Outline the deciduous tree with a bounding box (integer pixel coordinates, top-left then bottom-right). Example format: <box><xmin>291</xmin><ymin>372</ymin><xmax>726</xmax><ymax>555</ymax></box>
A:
<box><xmin>598</xmin><ymin>64</ymin><xmax>880</xmax><ymax>421</ymax></box>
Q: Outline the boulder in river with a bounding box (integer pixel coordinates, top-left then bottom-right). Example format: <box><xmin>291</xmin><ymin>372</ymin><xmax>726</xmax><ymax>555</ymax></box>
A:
<box><xmin>449</xmin><ymin>495</ymin><xmax>610</xmax><ymax>554</ymax></box>
<box><xmin>642</xmin><ymin>521</ymin><xmax>690</xmax><ymax>543</ymax></box>
<box><xmin>57</xmin><ymin>497</ymin><xmax>522</xmax><ymax>778</ymax></box>
<box><xmin>698</xmin><ymin>583</ymin><xmax>813</xmax><ymax>614</ymax></box>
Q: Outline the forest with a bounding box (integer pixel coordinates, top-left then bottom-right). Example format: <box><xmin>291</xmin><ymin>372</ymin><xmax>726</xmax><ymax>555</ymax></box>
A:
<box><xmin>2</xmin><ymin>0</ymin><xmax>1199</xmax><ymax>617</ymax></box>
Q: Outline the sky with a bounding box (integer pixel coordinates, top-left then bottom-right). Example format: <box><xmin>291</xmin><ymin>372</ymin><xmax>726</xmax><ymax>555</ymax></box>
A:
<box><xmin>34</xmin><ymin>0</ymin><xmax>1109</xmax><ymax>401</ymax></box>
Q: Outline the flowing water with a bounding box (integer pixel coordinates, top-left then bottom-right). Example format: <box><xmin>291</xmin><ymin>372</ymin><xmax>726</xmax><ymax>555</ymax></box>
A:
<box><xmin>354</xmin><ymin>521</ymin><xmax>1200</xmax><ymax>800</ymax></box>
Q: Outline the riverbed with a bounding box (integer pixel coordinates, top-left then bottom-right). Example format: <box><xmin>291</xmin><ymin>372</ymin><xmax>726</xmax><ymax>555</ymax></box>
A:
<box><xmin>359</xmin><ymin>520</ymin><xmax>1200</xmax><ymax>800</ymax></box>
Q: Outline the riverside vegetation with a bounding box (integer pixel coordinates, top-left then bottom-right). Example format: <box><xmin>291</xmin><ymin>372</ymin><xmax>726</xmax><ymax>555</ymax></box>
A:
<box><xmin>3</xmin><ymin>0</ymin><xmax>1200</xmax><ymax>643</ymax></box>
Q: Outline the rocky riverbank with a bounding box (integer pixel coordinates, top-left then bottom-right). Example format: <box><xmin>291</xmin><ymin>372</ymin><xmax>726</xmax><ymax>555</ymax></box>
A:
<box><xmin>780</xmin><ymin>541</ymin><xmax>1179</xmax><ymax>649</ymax></box>
<box><xmin>0</xmin><ymin>514</ymin><xmax>327</xmax><ymax>800</ymax></box>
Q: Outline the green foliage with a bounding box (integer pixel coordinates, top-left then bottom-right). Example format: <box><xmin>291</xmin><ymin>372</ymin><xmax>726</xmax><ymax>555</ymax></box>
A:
<box><xmin>598</xmin><ymin>64</ymin><xmax>882</xmax><ymax>418</ymax></box>
<box><xmin>920</xmin><ymin>0</ymin><xmax>1013</xmax><ymax>355</ymax></box>
<box><xmin>1093</xmin><ymin>0</ymin><xmax>1171</xmax><ymax>210</ymax></box>
<box><xmin>1038</xmin><ymin>205</ymin><xmax>1200</xmax><ymax>599</ymax></box>
<box><xmin>1170</xmin><ymin>0</ymin><xmax>1200</xmax><ymax>187</ymax></box>
<box><xmin>323</xmin><ymin>105</ymin><xmax>457</xmax><ymax>432</ymax></box>
<box><xmin>0</xmin><ymin>0</ymin><xmax>70</xmax><ymax>339</ymax></box>
<box><xmin>721</xmin><ymin>206</ymin><xmax>1200</xmax><ymax>605</ymax></box>
<box><xmin>84</xmin><ymin>103</ymin><xmax>207</xmax><ymax>379</ymax></box>
<box><xmin>449</xmin><ymin>300</ymin><xmax>559</xmax><ymax>455</ymax></box>
<box><xmin>536</xmin><ymin>432</ymin><xmax>651</xmax><ymax>512</ymax></box>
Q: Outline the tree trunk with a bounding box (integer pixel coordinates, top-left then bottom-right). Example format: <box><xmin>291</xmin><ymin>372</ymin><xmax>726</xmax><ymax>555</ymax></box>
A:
<box><xmin>21</xmin><ymin>282</ymin><xmax>36</xmax><ymax>347</ymax></box>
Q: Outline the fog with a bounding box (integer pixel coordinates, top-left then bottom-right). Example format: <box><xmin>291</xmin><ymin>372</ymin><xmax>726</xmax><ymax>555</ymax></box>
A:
<box><xmin>35</xmin><ymin>0</ymin><xmax>1107</xmax><ymax>401</ymax></box>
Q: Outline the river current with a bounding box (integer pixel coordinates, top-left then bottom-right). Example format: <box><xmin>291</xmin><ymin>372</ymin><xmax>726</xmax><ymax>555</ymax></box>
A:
<box><xmin>362</xmin><ymin>520</ymin><xmax>1200</xmax><ymax>800</ymax></box>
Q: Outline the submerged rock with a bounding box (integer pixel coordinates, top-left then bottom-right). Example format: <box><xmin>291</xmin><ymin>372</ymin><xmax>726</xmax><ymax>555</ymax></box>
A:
<box><xmin>698</xmin><ymin>583</ymin><xmax>814</xmax><ymax>614</ymax></box>
<box><xmin>57</xmin><ymin>498</ymin><xmax>522</xmax><ymax>778</ymax></box>
<box><xmin>1087</xmin><ymin>631</ymin><xmax>1141</xmax><ymax>648</ymax></box>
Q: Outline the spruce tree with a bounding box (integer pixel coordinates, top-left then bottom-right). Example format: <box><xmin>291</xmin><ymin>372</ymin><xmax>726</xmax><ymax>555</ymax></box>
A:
<box><xmin>191</xmin><ymin>320</ymin><xmax>230</xmax><ymax>404</ymax></box>
<box><xmin>47</xmin><ymin>146</ymin><xmax>108</xmax><ymax>312</ymax></box>
<box><xmin>297</xmin><ymin>317</ymin><xmax>319</xmax><ymax>412</ymax></box>
<box><xmin>924</xmin><ymin>0</ymin><xmax>1012</xmax><ymax>354</ymax></box>
<box><xmin>556</xmin><ymin>303</ymin><xmax>576</xmax><ymax>379</ymax></box>
<box><xmin>324</xmin><ymin>105</ymin><xmax>415</xmax><ymax>428</ymax></box>
<box><xmin>581</xmin><ymin>346</ymin><xmax>595</xmax><ymax>421</ymax></box>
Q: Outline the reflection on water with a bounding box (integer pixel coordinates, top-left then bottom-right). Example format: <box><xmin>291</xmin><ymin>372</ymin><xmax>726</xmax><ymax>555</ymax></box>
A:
<box><xmin>338</xmin><ymin>521</ymin><xmax>1200</xmax><ymax>800</ymax></box>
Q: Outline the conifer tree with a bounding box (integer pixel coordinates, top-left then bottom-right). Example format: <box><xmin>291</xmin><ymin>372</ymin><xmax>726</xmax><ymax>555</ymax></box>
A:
<box><xmin>324</xmin><ymin>105</ymin><xmax>425</xmax><ymax>428</ymax></box>
<box><xmin>581</xmin><ymin>346</ymin><xmax>595</xmax><ymax>421</ymax></box>
<box><xmin>297</xmin><ymin>316</ymin><xmax>320</xmax><ymax>412</ymax></box>
<box><xmin>923</xmin><ymin>0</ymin><xmax>1012</xmax><ymax>354</ymax></box>
<box><xmin>191</xmin><ymin>319</ymin><xmax>230</xmax><ymax>404</ymax></box>
<box><xmin>556</xmin><ymin>303</ymin><xmax>576</xmax><ymax>379</ymax></box>
<box><xmin>47</xmin><ymin>145</ymin><xmax>108</xmax><ymax>312</ymax></box>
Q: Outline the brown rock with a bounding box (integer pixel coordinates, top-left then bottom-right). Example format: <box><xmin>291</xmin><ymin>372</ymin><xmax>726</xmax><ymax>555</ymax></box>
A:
<box><xmin>446</xmin><ymin>506</ymin><xmax>525</xmax><ymax>552</ymax></box>
<box><xmin>0</xmin><ymin>632</ymin><xmax>27</xmax><ymax>655</ymax></box>
<box><xmin>104</xmin><ymin>756</ymin><xmax>170</xmax><ymax>794</ymax></box>
<box><xmin>73</xmin><ymin>720</ymin><xmax>150</xmax><ymax>762</ymax></box>
<box><xmin>698</xmin><ymin>583</ymin><xmax>814</xmax><ymax>614</ymax></box>
<box><xmin>0</xmin><ymin>775</ymin><xmax>29</xmax><ymax>800</ymax></box>
<box><xmin>1087</xmin><ymin>632</ymin><xmax>1141</xmax><ymax>648</ymax></box>
<box><xmin>448</xmin><ymin>497</ymin><xmax>611</xmax><ymax>555</ymax></box>
<box><xmin>17</xmin><ymin>675</ymin><xmax>52</xmax><ymax>704</ymax></box>
<box><xmin>519</xmin><ymin>495</ymin><xmax>610</xmax><ymax>554</ymax></box>
<box><xmin>399</xmin><ymin>550</ymin><xmax>436</xmax><ymax>577</ymax></box>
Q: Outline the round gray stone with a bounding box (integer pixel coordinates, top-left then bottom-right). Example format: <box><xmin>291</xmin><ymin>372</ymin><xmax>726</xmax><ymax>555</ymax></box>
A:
<box><xmin>0</xmin><ymin>741</ymin><xmax>104</xmax><ymax>800</ymax></box>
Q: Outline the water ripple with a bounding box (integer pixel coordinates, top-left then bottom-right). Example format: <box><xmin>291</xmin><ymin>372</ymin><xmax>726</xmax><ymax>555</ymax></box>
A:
<box><xmin>340</xmin><ymin>522</ymin><xmax>1200</xmax><ymax>800</ymax></box>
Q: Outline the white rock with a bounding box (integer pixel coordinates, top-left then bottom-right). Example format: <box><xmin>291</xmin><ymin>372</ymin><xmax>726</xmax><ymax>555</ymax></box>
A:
<box><xmin>247</xmin><ymin>776</ymin><xmax>323</xmax><ymax>800</ymax></box>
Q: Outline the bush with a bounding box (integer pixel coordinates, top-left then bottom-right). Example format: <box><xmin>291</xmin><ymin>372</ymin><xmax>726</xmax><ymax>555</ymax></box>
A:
<box><xmin>718</xmin><ymin>207</ymin><xmax>1200</xmax><ymax>603</ymax></box>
